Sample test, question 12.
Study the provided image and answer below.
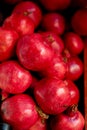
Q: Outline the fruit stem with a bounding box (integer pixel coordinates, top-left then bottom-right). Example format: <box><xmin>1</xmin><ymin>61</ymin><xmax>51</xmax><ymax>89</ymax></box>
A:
<box><xmin>66</xmin><ymin>104</ymin><xmax>78</xmax><ymax>117</ymax></box>
<box><xmin>36</xmin><ymin>106</ymin><xmax>49</xmax><ymax>120</ymax></box>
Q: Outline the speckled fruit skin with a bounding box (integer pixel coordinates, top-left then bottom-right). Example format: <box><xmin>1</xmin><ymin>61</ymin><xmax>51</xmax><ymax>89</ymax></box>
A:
<box><xmin>0</xmin><ymin>27</ymin><xmax>19</xmax><ymax>62</ymax></box>
<box><xmin>3</xmin><ymin>13</ymin><xmax>35</xmax><ymax>36</ymax></box>
<box><xmin>41</xmin><ymin>13</ymin><xmax>66</xmax><ymax>35</ymax></box>
<box><xmin>41</xmin><ymin>31</ymin><xmax>64</xmax><ymax>54</ymax></box>
<box><xmin>0</xmin><ymin>60</ymin><xmax>32</xmax><ymax>94</ymax></box>
<box><xmin>12</xmin><ymin>1</ymin><xmax>42</xmax><ymax>28</ymax></box>
<box><xmin>39</xmin><ymin>0</ymin><xmax>71</xmax><ymax>11</ymax></box>
<box><xmin>1</xmin><ymin>94</ymin><xmax>39</xmax><ymax>130</ymax></box>
<box><xmin>65</xmin><ymin>80</ymin><xmax>80</xmax><ymax>105</ymax></box>
<box><xmin>50</xmin><ymin>110</ymin><xmax>85</xmax><ymax>130</ymax></box>
<box><xmin>16</xmin><ymin>33</ymin><xmax>54</xmax><ymax>71</ymax></box>
<box><xmin>39</xmin><ymin>54</ymin><xmax>67</xmax><ymax>80</ymax></box>
<box><xmin>34</xmin><ymin>78</ymin><xmax>71</xmax><ymax>115</ymax></box>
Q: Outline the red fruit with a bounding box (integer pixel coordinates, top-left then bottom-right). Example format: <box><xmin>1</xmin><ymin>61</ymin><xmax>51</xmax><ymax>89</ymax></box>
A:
<box><xmin>29</xmin><ymin>117</ymin><xmax>47</xmax><ymax>130</ymax></box>
<box><xmin>3</xmin><ymin>13</ymin><xmax>35</xmax><ymax>36</ymax></box>
<box><xmin>34</xmin><ymin>78</ymin><xmax>71</xmax><ymax>114</ymax></box>
<box><xmin>0</xmin><ymin>60</ymin><xmax>32</xmax><ymax>94</ymax></box>
<box><xmin>50</xmin><ymin>110</ymin><xmax>85</xmax><ymax>130</ymax></box>
<box><xmin>0</xmin><ymin>27</ymin><xmax>19</xmax><ymax>62</ymax></box>
<box><xmin>64</xmin><ymin>80</ymin><xmax>80</xmax><ymax>105</ymax></box>
<box><xmin>12</xmin><ymin>1</ymin><xmax>42</xmax><ymax>28</ymax></box>
<box><xmin>39</xmin><ymin>0</ymin><xmax>71</xmax><ymax>11</ymax></box>
<box><xmin>41</xmin><ymin>31</ymin><xmax>64</xmax><ymax>54</ymax></box>
<box><xmin>1</xmin><ymin>94</ymin><xmax>39</xmax><ymax>130</ymax></box>
<box><xmin>66</xmin><ymin>56</ymin><xmax>83</xmax><ymax>81</ymax></box>
<box><xmin>41</xmin><ymin>13</ymin><xmax>66</xmax><ymax>35</ymax></box>
<box><xmin>39</xmin><ymin>54</ymin><xmax>67</xmax><ymax>79</ymax></box>
<box><xmin>64</xmin><ymin>32</ymin><xmax>84</xmax><ymax>55</ymax></box>
<box><xmin>16</xmin><ymin>33</ymin><xmax>54</xmax><ymax>71</ymax></box>
<box><xmin>71</xmin><ymin>9</ymin><xmax>87</xmax><ymax>36</ymax></box>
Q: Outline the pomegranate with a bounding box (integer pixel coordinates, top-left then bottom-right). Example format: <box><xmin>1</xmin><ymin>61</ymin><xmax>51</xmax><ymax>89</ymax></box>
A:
<box><xmin>34</xmin><ymin>78</ymin><xmax>71</xmax><ymax>114</ymax></box>
<box><xmin>41</xmin><ymin>31</ymin><xmax>64</xmax><ymax>54</ymax></box>
<box><xmin>65</xmin><ymin>79</ymin><xmax>80</xmax><ymax>105</ymax></box>
<box><xmin>66</xmin><ymin>56</ymin><xmax>83</xmax><ymax>81</ymax></box>
<box><xmin>41</xmin><ymin>13</ymin><xmax>66</xmax><ymax>35</ymax></box>
<box><xmin>16</xmin><ymin>33</ymin><xmax>54</xmax><ymax>71</ymax></box>
<box><xmin>12</xmin><ymin>1</ymin><xmax>42</xmax><ymax>28</ymax></box>
<box><xmin>64</xmin><ymin>32</ymin><xmax>84</xmax><ymax>55</ymax></box>
<box><xmin>0</xmin><ymin>60</ymin><xmax>32</xmax><ymax>94</ymax></box>
<box><xmin>1</xmin><ymin>94</ymin><xmax>39</xmax><ymax>130</ymax></box>
<box><xmin>50</xmin><ymin>110</ymin><xmax>85</xmax><ymax>130</ymax></box>
<box><xmin>3</xmin><ymin>13</ymin><xmax>35</xmax><ymax>36</ymax></box>
<box><xmin>71</xmin><ymin>9</ymin><xmax>87</xmax><ymax>36</ymax></box>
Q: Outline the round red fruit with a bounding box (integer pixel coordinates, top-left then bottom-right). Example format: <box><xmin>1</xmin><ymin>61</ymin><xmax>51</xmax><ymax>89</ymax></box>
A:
<box><xmin>3</xmin><ymin>13</ymin><xmax>35</xmax><ymax>36</ymax></box>
<box><xmin>12</xmin><ymin>1</ymin><xmax>42</xmax><ymax>28</ymax></box>
<box><xmin>0</xmin><ymin>60</ymin><xmax>32</xmax><ymax>94</ymax></box>
<box><xmin>50</xmin><ymin>110</ymin><xmax>85</xmax><ymax>130</ymax></box>
<box><xmin>71</xmin><ymin>9</ymin><xmax>87</xmax><ymax>36</ymax></box>
<box><xmin>41</xmin><ymin>13</ymin><xmax>66</xmax><ymax>35</ymax></box>
<box><xmin>41</xmin><ymin>31</ymin><xmax>64</xmax><ymax>54</ymax></box>
<box><xmin>34</xmin><ymin>78</ymin><xmax>71</xmax><ymax>114</ymax></box>
<box><xmin>64</xmin><ymin>32</ymin><xmax>84</xmax><ymax>55</ymax></box>
<box><xmin>65</xmin><ymin>80</ymin><xmax>80</xmax><ymax>105</ymax></box>
<box><xmin>16</xmin><ymin>33</ymin><xmax>54</xmax><ymax>71</ymax></box>
<box><xmin>1</xmin><ymin>94</ymin><xmax>39</xmax><ymax>130</ymax></box>
<box><xmin>39</xmin><ymin>54</ymin><xmax>67</xmax><ymax>80</ymax></box>
<box><xmin>66</xmin><ymin>56</ymin><xmax>83</xmax><ymax>81</ymax></box>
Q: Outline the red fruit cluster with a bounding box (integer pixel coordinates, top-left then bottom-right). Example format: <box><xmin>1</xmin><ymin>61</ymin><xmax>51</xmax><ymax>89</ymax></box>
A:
<box><xmin>0</xmin><ymin>0</ymin><xmax>85</xmax><ymax>130</ymax></box>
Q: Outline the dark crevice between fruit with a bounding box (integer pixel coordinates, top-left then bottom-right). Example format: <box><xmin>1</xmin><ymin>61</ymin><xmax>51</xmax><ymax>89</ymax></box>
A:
<box><xmin>36</xmin><ymin>106</ymin><xmax>49</xmax><ymax>123</ymax></box>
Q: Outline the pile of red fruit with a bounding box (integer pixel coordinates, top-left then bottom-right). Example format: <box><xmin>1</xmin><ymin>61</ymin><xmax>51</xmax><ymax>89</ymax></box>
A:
<box><xmin>0</xmin><ymin>0</ymin><xmax>86</xmax><ymax>130</ymax></box>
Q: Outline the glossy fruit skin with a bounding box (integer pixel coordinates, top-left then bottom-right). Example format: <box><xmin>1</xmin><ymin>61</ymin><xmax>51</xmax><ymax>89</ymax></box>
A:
<box><xmin>41</xmin><ymin>31</ymin><xmax>64</xmax><ymax>54</ymax></box>
<box><xmin>50</xmin><ymin>110</ymin><xmax>85</xmax><ymax>130</ymax></box>
<box><xmin>71</xmin><ymin>9</ymin><xmax>87</xmax><ymax>36</ymax></box>
<box><xmin>34</xmin><ymin>78</ymin><xmax>71</xmax><ymax>115</ymax></box>
<box><xmin>39</xmin><ymin>54</ymin><xmax>67</xmax><ymax>80</ymax></box>
<box><xmin>41</xmin><ymin>13</ymin><xmax>65</xmax><ymax>35</ymax></box>
<box><xmin>12</xmin><ymin>1</ymin><xmax>42</xmax><ymax>28</ymax></box>
<box><xmin>64</xmin><ymin>32</ymin><xmax>84</xmax><ymax>55</ymax></box>
<box><xmin>39</xmin><ymin>0</ymin><xmax>71</xmax><ymax>11</ymax></box>
<box><xmin>1</xmin><ymin>94</ymin><xmax>39</xmax><ymax>130</ymax></box>
<box><xmin>0</xmin><ymin>27</ymin><xmax>19</xmax><ymax>62</ymax></box>
<box><xmin>66</xmin><ymin>56</ymin><xmax>83</xmax><ymax>81</ymax></box>
<box><xmin>3</xmin><ymin>13</ymin><xmax>35</xmax><ymax>36</ymax></box>
<box><xmin>16</xmin><ymin>33</ymin><xmax>54</xmax><ymax>71</ymax></box>
<box><xmin>0</xmin><ymin>60</ymin><xmax>32</xmax><ymax>94</ymax></box>
<box><xmin>64</xmin><ymin>80</ymin><xmax>80</xmax><ymax>105</ymax></box>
